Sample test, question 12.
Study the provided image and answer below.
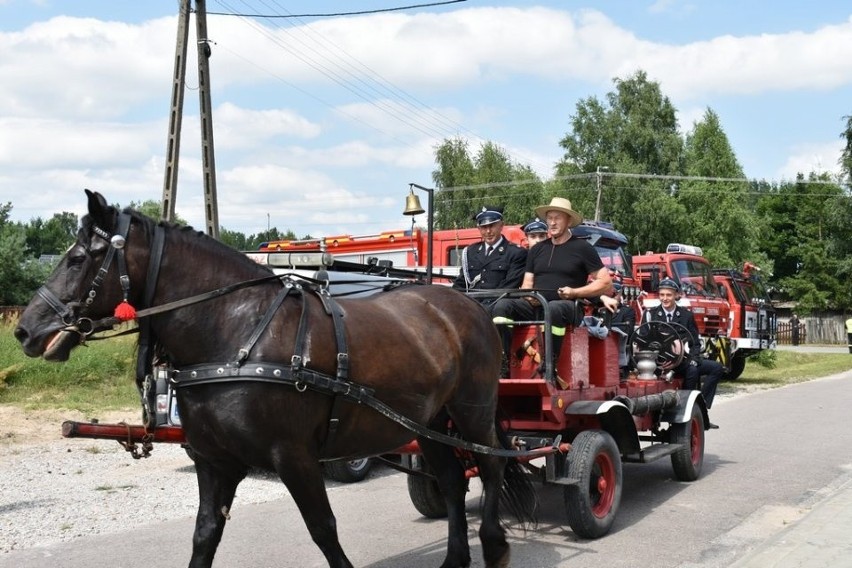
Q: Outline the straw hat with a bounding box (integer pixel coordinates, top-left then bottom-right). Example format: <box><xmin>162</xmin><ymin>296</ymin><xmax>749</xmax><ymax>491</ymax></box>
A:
<box><xmin>534</xmin><ymin>197</ymin><xmax>583</xmax><ymax>228</ymax></box>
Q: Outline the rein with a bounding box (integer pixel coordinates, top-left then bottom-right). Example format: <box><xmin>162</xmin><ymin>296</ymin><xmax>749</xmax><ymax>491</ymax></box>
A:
<box><xmin>168</xmin><ymin>278</ymin><xmax>557</xmax><ymax>460</ymax></box>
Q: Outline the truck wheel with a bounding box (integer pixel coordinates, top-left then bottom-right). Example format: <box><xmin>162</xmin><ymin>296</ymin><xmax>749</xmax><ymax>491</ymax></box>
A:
<box><xmin>724</xmin><ymin>354</ymin><xmax>747</xmax><ymax>380</ymax></box>
<box><xmin>324</xmin><ymin>458</ymin><xmax>373</xmax><ymax>483</ymax></box>
<box><xmin>670</xmin><ymin>403</ymin><xmax>705</xmax><ymax>481</ymax></box>
<box><xmin>407</xmin><ymin>455</ymin><xmax>448</xmax><ymax>519</ymax></box>
<box><xmin>563</xmin><ymin>430</ymin><xmax>622</xmax><ymax>539</ymax></box>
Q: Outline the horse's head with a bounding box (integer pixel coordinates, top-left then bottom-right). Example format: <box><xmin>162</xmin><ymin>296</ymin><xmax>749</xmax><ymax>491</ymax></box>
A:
<box><xmin>15</xmin><ymin>190</ymin><xmax>149</xmax><ymax>361</ymax></box>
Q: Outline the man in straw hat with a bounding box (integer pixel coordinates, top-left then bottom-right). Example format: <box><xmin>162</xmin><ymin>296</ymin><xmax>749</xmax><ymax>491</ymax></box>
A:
<box><xmin>491</xmin><ymin>197</ymin><xmax>612</xmax><ymax>376</ymax></box>
<box><xmin>452</xmin><ymin>205</ymin><xmax>527</xmax><ymax>299</ymax></box>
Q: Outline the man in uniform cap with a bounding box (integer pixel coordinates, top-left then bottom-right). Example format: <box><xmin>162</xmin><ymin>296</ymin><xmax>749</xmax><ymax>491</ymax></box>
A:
<box><xmin>452</xmin><ymin>205</ymin><xmax>526</xmax><ymax>300</ymax></box>
<box><xmin>522</xmin><ymin>217</ymin><xmax>548</xmax><ymax>249</ymax></box>
<box><xmin>642</xmin><ymin>277</ymin><xmax>723</xmax><ymax>427</ymax></box>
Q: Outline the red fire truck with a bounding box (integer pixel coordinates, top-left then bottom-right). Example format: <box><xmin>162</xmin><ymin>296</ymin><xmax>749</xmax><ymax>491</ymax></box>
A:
<box><xmin>713</xmin><ymin>264</ymin><xmax>777</xmax><ymax>379</ymax></box>
<box><xmin>258</xmin><ymin>225</ymin><xmax>528</xmax><ymax>282</ymax></box>
<box><xmin>632</xmin><ymin>244</ymin><xmax>777</xmax><ymax>377</ymax></box>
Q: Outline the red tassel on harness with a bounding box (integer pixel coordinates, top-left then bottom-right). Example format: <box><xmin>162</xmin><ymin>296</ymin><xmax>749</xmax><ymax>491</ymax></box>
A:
<box><xmin>114</xmin><ymin>300</ymin><xmax>137</xmax><ymax>322</ymax></box>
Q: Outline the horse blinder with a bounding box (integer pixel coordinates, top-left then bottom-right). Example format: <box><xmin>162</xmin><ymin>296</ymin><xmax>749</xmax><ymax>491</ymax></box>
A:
<box><xmin>39</xmin><ymin>214</ymin><xmax>135</xmax><ymax>339</ymax></box>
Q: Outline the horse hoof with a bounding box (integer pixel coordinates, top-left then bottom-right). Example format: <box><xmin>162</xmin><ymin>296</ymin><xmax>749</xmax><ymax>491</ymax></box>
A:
<box><xmin>486</xmin><ymin>548</ymin><xmax>510</xmax><ymax>568</ymax></box>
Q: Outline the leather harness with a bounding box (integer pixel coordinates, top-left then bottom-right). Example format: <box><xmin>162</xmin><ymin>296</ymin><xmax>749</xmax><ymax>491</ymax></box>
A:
<box><xmin>40</xmin><ymin>212</ymin><xmax>555</xmax><ymax>459</ymax></box>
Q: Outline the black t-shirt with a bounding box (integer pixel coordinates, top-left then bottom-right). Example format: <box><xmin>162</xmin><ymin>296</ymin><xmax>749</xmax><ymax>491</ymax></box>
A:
<box><xmin>526</xmin><ymin>238</ymin><xmax>604</xmax><ymax>301</ymax></box>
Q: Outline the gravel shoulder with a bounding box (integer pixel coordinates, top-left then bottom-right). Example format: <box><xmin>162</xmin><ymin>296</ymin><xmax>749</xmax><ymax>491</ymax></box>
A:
<box><xmin>0</xmin><ymin>406</ymin><xmax>290</xmax><ymax>554</ymax></box>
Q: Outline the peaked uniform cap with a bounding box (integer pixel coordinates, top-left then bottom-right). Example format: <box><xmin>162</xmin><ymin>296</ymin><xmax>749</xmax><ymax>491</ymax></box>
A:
<box><xmin>473</xmin><ymin>205</ymin><xmax>504</xmax><ymax>226</ymax></box>
<box><xmin>658</xmin><ymin>278</ymin><xmax>680</xmax><ymax>292</ymax></box>
<box><xmin>523</xmin><ymin>217</ymin><xmax>548</xmax><ymax>234</ymax></box>
<box><xmin>534</xmin><ymin>197</ymin><xmax>583</xmax><ymax>228</ymax></box>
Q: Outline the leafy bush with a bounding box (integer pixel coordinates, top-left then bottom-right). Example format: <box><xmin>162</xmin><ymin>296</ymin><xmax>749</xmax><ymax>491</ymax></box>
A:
<box><xmin>749</xmin><ymin>349</ymin><xmax>777</xmax><ymax>369</ymax></box>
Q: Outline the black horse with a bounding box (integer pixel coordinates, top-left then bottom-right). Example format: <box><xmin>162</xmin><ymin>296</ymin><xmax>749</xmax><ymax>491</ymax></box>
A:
<box><xmin>15</xmin><ymin>190</ymin><xmax>536</xmax><ymax>568</ymax></box>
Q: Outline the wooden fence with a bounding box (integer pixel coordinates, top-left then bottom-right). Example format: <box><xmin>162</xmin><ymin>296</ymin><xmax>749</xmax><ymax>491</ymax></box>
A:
<box><xmin>777</xmin><ymin>315</ymin><xmax>850</xmax><ymax>345</ymax></box>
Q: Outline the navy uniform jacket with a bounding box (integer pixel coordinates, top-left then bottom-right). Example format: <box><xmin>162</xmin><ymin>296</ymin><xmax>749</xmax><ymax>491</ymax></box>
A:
<box><xmin>452</xmin><ymin>238</ymin><xmax>527</xmax><ymax>292</ymax></box>
<box><xmin>643</xmin><ymin>304</ymin><xmax>701</xmax><ymax>361</ymax></box>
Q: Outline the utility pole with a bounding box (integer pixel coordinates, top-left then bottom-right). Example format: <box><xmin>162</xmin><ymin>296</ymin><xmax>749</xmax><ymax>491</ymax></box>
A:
<box><xmin>195</xmin><ymin>0</ymin><xmax>220</xmax><ymax>239</ymax></box>
<box><xmin>160</xmin><ymin>0</ymin><xmax>190</xmax><ymax>224</ymax></box>
<box><xmin>593</xmin><ymin>166</ymin><xmax>609</xmax><ymax>222</ymax></box>
<box><xmin>160</xmin><ymin>0</ymin><xmax>220</xmax><ymax>239</ymax></box>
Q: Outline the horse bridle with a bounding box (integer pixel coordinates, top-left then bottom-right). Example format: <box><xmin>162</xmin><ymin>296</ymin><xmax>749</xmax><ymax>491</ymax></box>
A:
<box><xmin>37</xmin><ymin>213</ymin><xmax>134</xmax><ymax>339</ymax></box>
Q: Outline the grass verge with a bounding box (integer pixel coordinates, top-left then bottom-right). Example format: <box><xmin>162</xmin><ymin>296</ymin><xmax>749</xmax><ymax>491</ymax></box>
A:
<box><xmin>1</xmin><ymin>319</ymin><xmax>139</xmax><ymax>412</ymax></box>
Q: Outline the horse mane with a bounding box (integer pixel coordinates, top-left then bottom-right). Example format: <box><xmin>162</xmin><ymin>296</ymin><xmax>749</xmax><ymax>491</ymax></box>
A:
<box><xmin>118</xmin><ymin>206</ymin><xmax>272</xmax><ymax>277</ymax></box>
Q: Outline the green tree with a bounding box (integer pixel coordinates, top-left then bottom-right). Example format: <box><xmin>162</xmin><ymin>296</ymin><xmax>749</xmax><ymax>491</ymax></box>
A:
<box><xmin>127</xmin><ymin>199</ymin><xmax>188</xmax><ymax>226</ymax></box>
<box><xmin>431</xmin><ymin>138</ymin><xmax>545</xmax><ymax>229</ymax></box>
<box><xmin>220</xmin><ymin>228</ymin><xmax>251</xmax><ymax>251</ymax></box>
<box><xmin>553</xmin><ymin>70</ymin><xmax>687</xmax><ymax>252</ymax></box>
<box><xmin>557</xmin><ymin>70</ymin><xmax>684</xmax><ymax>176</ymax></box>
<box><xmin>24</xmin><ymin>212</ymin><xmax>78</xmax><ymax>258</ymax></box>
<box><xmin>680</xmin><ymin>109</ymin><xmax>763</xmax><ymax>267</ymax></box>
<box><xmin>840</xmin><ymin>115</ymin><xmax>852</xmax><ymax>186</ymax></box>
<box><xmin>251</xmin><ymin>228</ymin><xmax>293</xmax><ymax>250</ymax></box>
<box><xmin>431</xmin><ymin>137</ymin><xmax>478</xmax><ymax>229</ymax></box>
<box><xmin>0</xmin><ymin>206</ymin><xmax>53</xmax><ymax>305</ymax></box>
<box><xmin>756</xmin><ymin>173</ymin><xmax>849</xmax><ymax>310</ymax></box>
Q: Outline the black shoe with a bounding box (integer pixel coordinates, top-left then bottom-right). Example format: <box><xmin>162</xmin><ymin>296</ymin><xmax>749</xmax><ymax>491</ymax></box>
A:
<box><xmin>707</xmin><ymin>422</ymin><xmax>720</xmax><ymax>429</ymax></box>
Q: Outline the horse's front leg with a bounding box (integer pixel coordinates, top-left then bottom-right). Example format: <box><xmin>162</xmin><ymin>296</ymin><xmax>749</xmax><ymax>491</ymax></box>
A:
<box><xmin>188</xmin><ymin>456</ymin><xmax>247</xmax><ymax>568</ymax></box>
<box><xmin>276</xmin><ymin>453</ymin><xmax>353</xmax><ymax>568</ymax></box>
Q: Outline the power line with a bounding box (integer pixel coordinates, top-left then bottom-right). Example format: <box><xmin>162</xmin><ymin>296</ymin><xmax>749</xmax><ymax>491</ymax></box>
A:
<box><xmin>208</xmin><ymin>0</ymin><xmax>553</xmax><ymax>173</ymax></box>
<box><xmin>436</xmin><ymin>171</ymin><xmax>850</xmax><ymax>197</ymax></box>
<box><xmin>207</xmin><ymin>0</ymin><xmax>467</xmax><ymax>18</ymax></box>
<box><xmin>212</xmin><ymin>0</ymin><xmax>464</xmax><ymax>142</ymax></box>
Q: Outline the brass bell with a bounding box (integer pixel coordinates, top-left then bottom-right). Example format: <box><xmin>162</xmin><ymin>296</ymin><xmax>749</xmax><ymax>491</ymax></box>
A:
<box><xmin>403</xmin><ymin>189</ymin><xmax>425</xmax><ymax>216</ymax></box>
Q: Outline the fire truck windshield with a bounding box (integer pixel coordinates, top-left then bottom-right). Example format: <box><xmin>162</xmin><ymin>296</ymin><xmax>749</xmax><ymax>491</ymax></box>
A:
<box><xmin>671</xmin><ymin>259</ymin><xmax>721</xmax><ymax>297</ymax></box>
<box><xmin>595</xmin><ymin>245</ymin><xmax>630</xmax><ymax>275</ymax></box>
<box><xmin>736</xmin><ymin>276</ymin><xmax>771</xmax><ymax>305</ymax></box>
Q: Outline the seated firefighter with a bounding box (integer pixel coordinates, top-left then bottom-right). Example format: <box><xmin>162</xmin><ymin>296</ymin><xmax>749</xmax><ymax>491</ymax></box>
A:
<box><xmin>452</xmin><ymin>205</ymin><xmax>527</xmax><ymax>302</ymax></box>
<box><xmin>490</xmin><ymin>197</ymin><xmax>612</xmax><ymax>376</ymax></box>
<box><xmin>522</xmin><ymin>217</ymin><xmax>549</xmax><ymax>249</ymax></box>
<box><xmin>642</xmin><ymin>278</ymin><xmax>723</xmax><ymax>427</ymax></box>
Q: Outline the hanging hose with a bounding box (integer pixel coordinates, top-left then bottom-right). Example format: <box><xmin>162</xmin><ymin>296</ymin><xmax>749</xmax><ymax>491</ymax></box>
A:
<box><xmin>613</xmin><ymin>390</ymin><xmax>679</xmax><ymax>415</ymax></box>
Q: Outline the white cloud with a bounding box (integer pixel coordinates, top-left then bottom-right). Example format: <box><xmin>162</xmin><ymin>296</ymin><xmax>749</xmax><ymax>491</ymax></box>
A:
<box><xmin>0</xmin><ymin>116</ymin><xmax>162</xmax><ymax>168</ymax></box>
<box><xmin>217</xmin><ymin>8</ymin><xmax>852</xmax><ymax>102</ymax></box>
<box><xmin>776</xmin><ymin>139</ymin><xmax>845</xmax><ymax>180</ymax></box>
<box><xmin>334</xmin><ymin>99</ymin><xmax>464</xmax><ymax>140</ymax></box>
<box><xmin>0</xmin><ymin>16</ymin><xmax>175</xmax><ymax>119</ymax></box>
<box><xmin>214</xmin><ymin>102</ymin><xmax>322</xmax><ymax>149</ymax></box>
<box><xmin>3</xmin><ymin>6</ymin><xmax>852</xmax><ymax>236</ymax></box>
<box><xmin>617</xmin><ymin>19</ymin><xmax>852</xmax><ymax>100</ymax></box>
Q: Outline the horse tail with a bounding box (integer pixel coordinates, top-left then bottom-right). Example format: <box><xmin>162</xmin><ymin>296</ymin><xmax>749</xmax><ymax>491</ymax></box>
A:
<box><xmin>495</xmin><ymin>420</ymin><xmax>539</xmax><ymax>528</ymax></box>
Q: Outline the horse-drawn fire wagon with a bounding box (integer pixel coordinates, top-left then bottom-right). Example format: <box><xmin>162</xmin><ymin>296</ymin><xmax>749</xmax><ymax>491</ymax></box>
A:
<box><xmin>18</xmin><ymin>191</ymin><xmax>715</xmax><ymax>567</ymax></box>
<box><xmin>58</xmin><ymin>239</ymin><xmax>710</xmax><ymax>540</ymax></box>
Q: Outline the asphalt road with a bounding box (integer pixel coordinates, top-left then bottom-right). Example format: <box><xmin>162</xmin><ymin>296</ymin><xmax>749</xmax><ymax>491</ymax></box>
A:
<box><xmin>3</xmin><ymin>370</ymin><xmax>851</xmax><ymax>568</ymax></box>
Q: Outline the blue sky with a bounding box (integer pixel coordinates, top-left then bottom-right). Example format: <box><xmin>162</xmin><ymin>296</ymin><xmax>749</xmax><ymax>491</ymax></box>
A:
<box><xmin>1</xmin><ymin>1</ymin><xmax>850</xmax><ymax>238</ymax></box>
